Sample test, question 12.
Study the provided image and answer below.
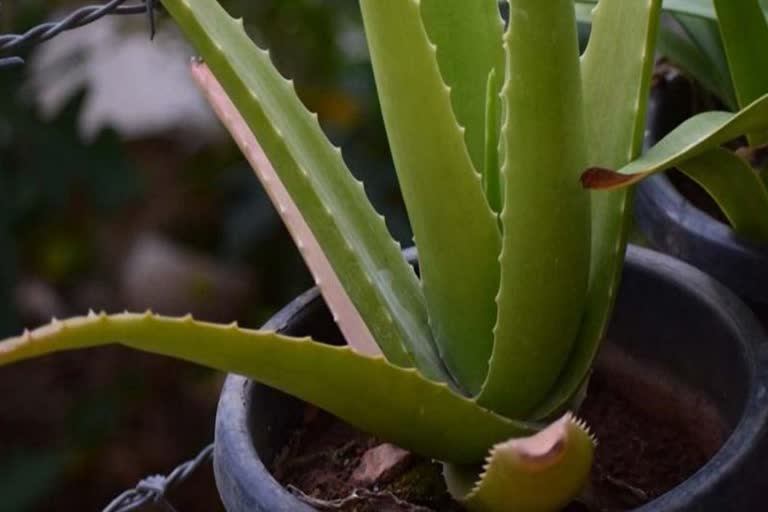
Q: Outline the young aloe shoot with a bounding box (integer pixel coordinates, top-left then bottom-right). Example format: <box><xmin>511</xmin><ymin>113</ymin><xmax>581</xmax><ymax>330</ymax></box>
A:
<box><xmin>582</xmin><ymin>0</ymin><xmax>768</xmax><ymax>245</ymax></box>
<box><xmin>9</xmin><ymin>1</ymin><xmax>764</xmax><ymax>510</ymax></box>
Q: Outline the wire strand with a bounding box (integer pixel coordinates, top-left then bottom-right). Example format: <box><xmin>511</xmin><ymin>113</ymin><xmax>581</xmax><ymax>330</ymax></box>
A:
<box><xmin>102</xmin><ymin>444</ymin><xmax>214</xmax><ymax>512</ymax></box>
<box><xmin>0</xmin><ymin>0</ymin><xmax>157</xmax><ymax>68</ymax></box>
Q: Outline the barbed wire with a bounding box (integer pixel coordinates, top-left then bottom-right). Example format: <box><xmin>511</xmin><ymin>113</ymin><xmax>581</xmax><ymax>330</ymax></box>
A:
<box><xmin>0</xmin><ymin>0</ymin><xmax>158</xmax><ymax>69</ymax></box>
<box><xmin>102</xmin><ymin>443</ymin><xmax>214</xmax><ymax>512</ymax></box>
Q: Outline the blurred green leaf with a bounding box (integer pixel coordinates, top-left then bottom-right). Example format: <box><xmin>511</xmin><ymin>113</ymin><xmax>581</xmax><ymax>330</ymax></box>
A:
<box><xmin>714</xmin><ymin>0</ymin><xmax>768</xmax><ymax>143</ymax></box>
<box><xmin>661</xmin><ymin>13</ymin><xmax>736</xmax><ymax>109</ymax></box>
<box><xmin>677</xmin><ymin>147</ymin><xmax>768</xmax><ymax>241</ymax></box>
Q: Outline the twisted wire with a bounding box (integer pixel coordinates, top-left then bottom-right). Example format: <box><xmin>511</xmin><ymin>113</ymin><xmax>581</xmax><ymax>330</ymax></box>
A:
<box><xmin>102</xmin><ymin>444</ymin><xmax>214</xmax><ymax>512</ymax></box>
<box><xmin>0</xmin><ymin>0</ymin><xmax>156</xmax><ymax>68</ymax></box>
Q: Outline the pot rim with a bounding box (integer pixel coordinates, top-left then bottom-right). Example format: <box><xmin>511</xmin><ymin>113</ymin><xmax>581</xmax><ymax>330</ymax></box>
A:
<box><xmin>635</xmin><ymin>173</ymin><xmax>768</xmax><ymax>304</ymax></box>
<box><xmin>638</xmin><ymin>173</ymin><xmax>768</xmax><ymax>254</ymax></box>
<box><xmin>214</xmin><ymin>245</ymin><xmax>768</xmax><ymax>511</ymax></box>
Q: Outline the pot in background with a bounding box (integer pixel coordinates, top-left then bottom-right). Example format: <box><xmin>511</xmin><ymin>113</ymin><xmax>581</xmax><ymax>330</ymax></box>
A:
<box><xmin>213</xmin><ymin>246</ymin><xmax>768</xmax><ymax>511</ymax></box>
<box><xmin>636</xmin><ymin>72</ymin><xmax>768</xmax><ymax>306</ymax></box>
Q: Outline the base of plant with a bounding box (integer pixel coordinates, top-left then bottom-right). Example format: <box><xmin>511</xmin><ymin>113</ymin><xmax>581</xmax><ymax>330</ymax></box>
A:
<box><xmin>272</xmin><ymin>407</ymin><xmax>461</xmax><ymax>511</ymax></box>
<box><xmin>267</xmin><ymin>342</ymin><xmax>722</xmax><ymax>512</ymax></box>
<box><xmin>214</xmin><ymin>246</ymin><xmax>768</xmax><ymax>512</ymax></box>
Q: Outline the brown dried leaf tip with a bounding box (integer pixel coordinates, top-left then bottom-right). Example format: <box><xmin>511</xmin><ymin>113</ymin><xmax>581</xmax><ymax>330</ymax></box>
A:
<box><xmin>581</xmin><ymin>167</ymin><xmax>637</xmax><ymax>190</ymax></box>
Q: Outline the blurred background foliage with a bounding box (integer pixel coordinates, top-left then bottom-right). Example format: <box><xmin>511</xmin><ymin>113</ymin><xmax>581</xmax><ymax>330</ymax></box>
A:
<box><xmin>0</xmin><ymin>1</ymin><xmax>410</xmax><ymax>510</ymax></box>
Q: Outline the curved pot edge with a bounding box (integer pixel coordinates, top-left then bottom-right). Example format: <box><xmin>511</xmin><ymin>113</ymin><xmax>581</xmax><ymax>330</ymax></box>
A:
<box><xmin>628</xmin><ymin>245</ymin><xmax>768</xmax><ymax>511</ymax></box>
<box><xmin>635</xmin><ymin>164</ymin><xmax>768</xmax><ymax>305</ymax></box>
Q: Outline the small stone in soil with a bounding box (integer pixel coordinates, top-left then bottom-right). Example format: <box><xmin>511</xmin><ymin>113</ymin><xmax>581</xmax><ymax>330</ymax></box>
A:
<box><xmin>351</xmin><ymin>443</ymin><xmax>414</xmax><ymax>486</ymax></box>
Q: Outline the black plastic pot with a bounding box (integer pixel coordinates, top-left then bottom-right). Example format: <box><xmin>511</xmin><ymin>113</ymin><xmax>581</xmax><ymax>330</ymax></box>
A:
<box><xmin>213</xmin><ymin>246</ymin><xmax>768</xmax><ymax>511</ymax></box>
<box><xmin>635</xmin><ymin>175</ymin><xmax>768</xmax><ymax>306</ymax></box>
<box><xmin>635</xmin><ymin>73</ymin><xmax>768</xmax><ymax>306</ymax></box>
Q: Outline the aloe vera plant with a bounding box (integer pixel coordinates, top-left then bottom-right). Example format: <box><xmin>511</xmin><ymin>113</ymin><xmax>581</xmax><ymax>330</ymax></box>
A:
<box><xmin>581</xmin><ymin>0</ymin><xmax>768</xmax><ymax>244</ymax></box>
<box><xmin>4</xmin><ymin>1</ymin><xmax>767</xmax><ymax>510</ymax></box>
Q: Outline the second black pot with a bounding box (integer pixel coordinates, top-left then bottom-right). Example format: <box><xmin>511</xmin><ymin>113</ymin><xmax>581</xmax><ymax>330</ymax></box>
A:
<box><xmin>636</xmin><ymin>72</ymin><xmax>768</xmax><ymax>306</ymax></box>
<box><xmin>213</xmin><ymin>246</ymin><xmax>768</xmax><ymax>511</ymax></box>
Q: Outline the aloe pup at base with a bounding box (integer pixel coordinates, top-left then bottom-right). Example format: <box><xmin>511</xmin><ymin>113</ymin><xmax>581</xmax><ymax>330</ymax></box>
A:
<box><xmin>4</xmin><ymin>1</ymin><xmax>768</xmax><ymax>510</ymax></box>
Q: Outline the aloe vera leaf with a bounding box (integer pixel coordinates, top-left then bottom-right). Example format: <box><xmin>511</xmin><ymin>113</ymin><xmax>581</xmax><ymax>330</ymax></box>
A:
<box><xmin>714</xmin><ymin>0</ymin><xmax>768</xmax><ymax>144</ymax></box>
<box><xmin>359</xmin><ymin>0</ymin><xmax>501</xmax><ymax>394</ymax></box>
<box><xmin>533</xmin><ymin>0</ymin><xmax>661</xmax><ymax>419</ymax></box>
<box><xmin>674</xmin><ymin>14</ymin><xmax>732</xmax><ymax>104</ymax></box>
<box><xmin>191</xmin><ymin>63</ymin><xmax>380</xmax><ymax>357</ymax></box>
<box><xmin>577</xmin><ymin>2</ymin><xmax>735</xmax><ymax>107</ymax></box>
<box><xmin>660</xmin><ymin>14</ymin><xmax>736</xmax><ymax>109</ymax></box>
<box><xmin>581</xmin><ymin>92</ymin><xmax>768</xmax><ymax>190</ymax></box>
<box><xmin>677</xmin><ymin>147</ymin><xmax>768</xmax><ymax>241</ymax></box>
<box><xmin>581</xmin><ymin>0</ymin><xmax>768</xmax><ymax>20</ymax></box>
<box><xmin>574</xmin><ymin>0</ymin><xmax>707</xmax><ymax>20</ymax></box>
<box><xmin>578</xmin><ymin>2</ymin><xmax>736</xmax><ymax>105</ymax></box>
<box><xmin>420</xmin><ymin>0</ymin><xmax>505</xmax><ymax>175</ymax></box>
<box><xmin>0</xmin><ymin>313</ymin><xmax>540</xmax><ymax>464</ymax></box>
<box><xmin>483</xmin><ymin>69</ymin><xmax>502</xmax><ymax>214</ymax></box>
<box><xmin>444</xmin><ymin>415</ymin><xmax>595</xmax><ymax>512</ymax></box>
<box><xmin>478</xmin><ymin>0</ymin><xmax>591</xmax><ymax>418</ymax></box>
<box><xmin>159</xmin><ymin>0</ymin><xmax>450</xmax><ymax>383</ymax></box>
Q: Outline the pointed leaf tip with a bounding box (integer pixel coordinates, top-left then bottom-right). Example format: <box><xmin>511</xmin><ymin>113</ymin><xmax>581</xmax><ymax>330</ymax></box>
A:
<box><xmin>500</xmin><ymin>415</ymin><xmax>569</xmax><ymax>468</ymax></box>
<box><xmin>580</xmin><ymin>167</ymin><xmax>638</xmax><ymax>190</ymax></box>
<box><xmin>445</xmin><ymin>414</ymin><xmax>594</xmax><ymax>512</ymax></box>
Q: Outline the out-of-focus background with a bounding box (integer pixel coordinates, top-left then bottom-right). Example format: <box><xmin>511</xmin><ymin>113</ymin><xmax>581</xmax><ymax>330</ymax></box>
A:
<box><xmin>0</xmin><ymin>1</ymin><xmax>413</xmax><ymax>510</ymax></box>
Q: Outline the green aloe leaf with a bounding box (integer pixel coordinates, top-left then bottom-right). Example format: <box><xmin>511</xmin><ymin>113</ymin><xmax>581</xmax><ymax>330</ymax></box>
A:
<box><xmin>714</xmin><ymin>0</ymin><xmax>768</xmax><ymax>144</ymax></box>
<box><xmin>445</xmin><ymin>415</ymin><xmax>595</xmax><ymax>512</ymax></box>
<box><xmin>581</xmin><ymin>92</ymin><xmax>768</xmax><ymax>189</ymax></box>
<box><xmin>159</xmin><ymin>0</ymin><xmax>448</xmax><ymax>382</ymax></box>
<box><xmin>359</xmin><ymin>0</ymin><xmax>501</xmax><ymax>394</ymax></box>
<box><xmin>576</xmin><ymin>0</ymin><xmax>764</xmax><ymax>20</ymax></box>
<box><xmin>191</xmin><ymin>62</ymin><xmax>381</xmax><ymax>358</ymax></box>
<box><xmin>483</xmin><ymin>69</ymin><xmax>503</xmax><ymax>213</ymax></box>
<box><xmin>478</xmin><ymin>0</ymin><xmax>591</xmax><ymax>418</ymax></box>
<box><xmin>420</xmin><ymin>0</ymin><xmax>505</xmax><ymax>175</ymax></box>
<box><xmin>0</xmin><ymin>313</ymin><xmax>538</xmax><ymax>464</ymax></box>
<box><xmin>579</xmin><ymin>2</ymin><xmax>736</xmax><ymax>107</ymax></box>
<box><xmin>677</xmin><ymin>147</ymin><xmax>768</xmax><ymax>241</ymax></box>
<box><xmin>533</xmin><ymin>0</ymin><xmax>661</xmax><ymax>418</ymax></box>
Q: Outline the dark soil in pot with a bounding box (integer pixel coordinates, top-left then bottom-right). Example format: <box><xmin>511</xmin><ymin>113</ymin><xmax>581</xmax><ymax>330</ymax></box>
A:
<box><xmin>268</xmin><ymin>343</ymin><xmax>724</xmax><ymax>512</ymax></box>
